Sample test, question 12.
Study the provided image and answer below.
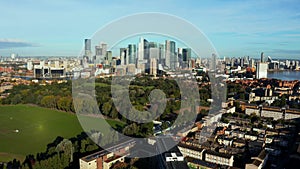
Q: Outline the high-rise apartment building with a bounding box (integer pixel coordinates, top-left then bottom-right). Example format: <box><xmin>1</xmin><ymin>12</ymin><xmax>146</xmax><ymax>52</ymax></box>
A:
<box><xmin>128</xmin><ymin>44</ymin><xmax>136</xmax><ymax>64</ymax></box>
<box><xmin>84</xmin><ymin>39</ymin><xmax>92</xmax><ymax>57</ymax></box>
<box><xmin>182</xmin><ymin>48</ymin><xmax>191</xmax><ymax>68</ymax></box>
<box><xmin>256</xmin><ymin>62</ymin><xmax>268</xmax><ymax>79</ymax></box>
<box><xmin>95</xmin><ymin>43</ymin><xmax>107</xmax><ymax>64</ymax></box>
<box><xmin>165</xmin><ymin>40</ymin><xmax>176</xmax><ymax>70</ymax></box>
<box><xmin>150</xmin><ymin>58</ymin><xmax>157</xmax><ymax>76</ymax></box>
<box><xmin>120</xmin><ymin>48</ymin><xmax>128</xmax><ymax>65</ymax></box>
<box><xmin>138</xmin><ymin>37</ymin><xmax>149</xmax><ymax>63</ymax></box>
<box><xmin>260</xmin><ymin>52</ymin><xmax>265</xmax><ymax>63</ymax></box>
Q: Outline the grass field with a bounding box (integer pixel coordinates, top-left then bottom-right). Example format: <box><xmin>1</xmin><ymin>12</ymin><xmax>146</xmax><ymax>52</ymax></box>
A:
<box><xmin>0</xmin><ymin>104</ymin><xmax>125</xmax><ymax>162</ymax></box>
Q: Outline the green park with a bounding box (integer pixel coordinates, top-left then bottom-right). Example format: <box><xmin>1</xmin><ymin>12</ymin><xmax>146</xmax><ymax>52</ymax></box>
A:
<box><xmin>0</xmin><ymin>104</ymin><xmax>124</xmax><ymax>163</ymax></box>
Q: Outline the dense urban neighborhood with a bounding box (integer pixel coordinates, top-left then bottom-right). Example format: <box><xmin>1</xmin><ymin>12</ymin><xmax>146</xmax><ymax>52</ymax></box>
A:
<box><xmin>1</xmin><ymin>37</ymin><xmax>300</xmax><ymax>169</ymax></box>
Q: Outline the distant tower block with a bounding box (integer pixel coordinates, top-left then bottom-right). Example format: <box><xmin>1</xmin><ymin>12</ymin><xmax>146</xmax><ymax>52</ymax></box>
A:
<box><xmin>256</xmin><ymin>62</ymin><xmax>268</xmax><ymax>79</ymax></box>
<box><xmin>150</xmin><ymin>58</ymin><xmax>157</xmax><ymax>76</ymax></box>
<box><xmin>84</xmin><ymin>39</ymin><xmax>92</xmax><ymax>61</ymax></box>
<box><xmin>260</xmin><ymin>52</ymin><xmax>264</xmax><ymax>63</ymax></box>
<box><xmin>27</xmin><ymin>61</ymin><xmax>33</xmax><ymax>71</ymax></box>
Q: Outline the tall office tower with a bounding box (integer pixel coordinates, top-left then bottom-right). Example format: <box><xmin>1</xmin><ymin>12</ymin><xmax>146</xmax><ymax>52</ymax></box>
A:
<box><xmin>241</xmin><ymin>57</ymin><xmax>244</xmax><ymax>67</ymax></box>
<box><xmin>260</xmin><ymin>52</ymin><xmax>265</xmax><ymax>63</ymax></box>
<box><xmin>149</xmin><ymin>42</ymin><xmax>157</xmax><ymax>48</ymax></box>
<box><xmin>137</xmin><ymin>37</ymin><xmax>149</xmax><ymax>63</ymax></box>
<box><xmin>295</xmin><ymin>61</ymin><xmax>299</xmax><ymax>70</ymax></box>
<box><xmin>236</xmin><ymin>57</ymin><xmax>241</xmax><ymax>66</ymax></box>
<box><xmin>177</xmin><ymin>48</ymin><xmax>183</xmax><ymax>67</ymax></box>
<box><xmin>138</xmin><ymin>37</ymin><xmax>144</xmax><ymax>61</ymax></box>
<box><xmin>225</xmin><ymin>57</ymin><xmax>231</xmax><ymax>65</ymax></box>
<box><xmin>165</xmin><ymin>40</ymin><xmax>176</xmax><ymax>70</ymax></box>
<box><xmin>231</xmin><ymin>57</ymin><xmax>235</xmax><ymax>67</ymax></box>
<box><xmin>210</xmin><ymin>53</ymin><xmax>217</xmax><ymax>71</ymax></box>
<box><xmin>40</xmin><ymin>60</ymin><xmax>45</xmax><ymax>67</ymax></box>
<box><xmin>150</xmin><ymin>58</ymin><xmax>157</xmax><ymax>76</ymax></box>
<box><xmin>250</xmin><ymin>59</ymin><xmax>255</xmax><ymax>68</ymax></box>
<box><xmin>256</xmin><ymin>62</ymin><xmax>268</xmax><ymax>79</ymax></box>
<box><xmin>120</xmin><ymin>48</ymin><xmax>128</xmax><ymax>65</ymax></box>
<box><xmin>27</xmin><ymin>61</ymin><xmax>33</xmax><ymax>71</ymax></box>
<box><xmin>244</xmin><ymin>56</ymin><xmax>249</xmax><ymax>66</ymax></box>
<box><xmin>83</xmin><ymin>39</ymin><xmax>92</xmax><ymax>66</ymax></box>
<box><xmin>63</xmin><ymin>60</ymin><xmax>68</xmax><ymax>69</ymax></box>
<box><xmin>101</xmin><ymin>43</ymin><xmax>107</xmax><ymax>56</ymax></box>
<box><xmin>285</xmin><ymin>60</ymin><xmax>290</xmax><ymax>68</ymax></box>
<box><xmin>158</xmin><ymin>44</ymin><xmax>165</xmax><ymax>64</ymax></box>
<box><xmin>95</xmin><ymin>45</ymin><xmax>101</xmax><ymax>64</ymax></box>
<box><xmin>182</xmin><ymin>48</ymin><xmax>191</xmax><ymax>68</ymax></box>
<box><xmin>54</xmin><ymin>60</ymin><xmax>60</xmax><ymax>68</ymax></box>
<box><xmin>95</xmin><ymin>43</ymin><xmax>107</xmax><ymax>56</ymax></box>
<box><xmin>177</xmin><ymin>48</ymin><xmax>183</xmax><ymax>58</ymax></box>
<box><xmin>128</xmin><ymin>44</ymin><xmax>136</xmax><ymax>64</ymax></box>
<box><xmin>105</xmin><ymin>51</ymin><xmax>112</xmax><ymax>66</ymax></box>
<box><xmin>95</xmin><ymin>46</ymin><xmax>101</xmax><ymax>56</ymax></box>
<box><xmin>84</xmin><ymin>39</ymin><xmax>92</xmax><ymax>58</ymax></box>
<box><xmin>291</xmin><ymin>60</ymin><xmax>295</xmax><ymax>67</ymax></box>
<box><xmin>144</xmin><ymin>40</ymin><xmax>150</xmax><ymax>61</ymax></box>
<box><xmin>95</xmin><ymin>43</ymin><xmax>107</xmax><ymax>64</ymax></box>
<box><xmin>149</xmin><ymin>48</ymin><xmax>159</xmax><ymax>59</ymax></box>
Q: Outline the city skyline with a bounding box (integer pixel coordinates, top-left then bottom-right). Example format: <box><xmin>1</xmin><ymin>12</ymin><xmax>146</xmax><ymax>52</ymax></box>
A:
<box><xmin>0</xmin><ymin>0</ymin><xmax>300</xmax><ymax>59</ymax></box>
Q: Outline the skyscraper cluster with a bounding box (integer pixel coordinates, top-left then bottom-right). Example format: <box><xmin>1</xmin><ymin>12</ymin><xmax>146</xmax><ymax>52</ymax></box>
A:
<box><xmin>82</xmin><ymin>37</ymin><xmax>193</xmax><ymax>76</ymax></box>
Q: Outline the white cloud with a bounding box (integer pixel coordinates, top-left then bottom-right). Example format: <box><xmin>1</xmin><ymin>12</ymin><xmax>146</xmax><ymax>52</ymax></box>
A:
<box><xmin>0</xmin><ymin>39</ymin><xmax>39</xmax><ymax>49</ymax></box>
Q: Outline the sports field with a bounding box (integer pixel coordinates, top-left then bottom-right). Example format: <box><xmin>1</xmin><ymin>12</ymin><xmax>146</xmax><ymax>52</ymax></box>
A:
<box><xmin>0</xmin><ymin>104</ymin><xmax>124</xmax><ymax>162</ymax></box>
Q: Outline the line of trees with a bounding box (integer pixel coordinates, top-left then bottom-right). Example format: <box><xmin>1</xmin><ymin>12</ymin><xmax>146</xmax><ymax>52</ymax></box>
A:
<box><xmin>5</xmin><ymin>132</ymin><xmax>104</xmax><ymax>169</ymax></box>
<box><xmin>2</xmin><ymin>81</ymin><xmax>74</xmax><ymax>112</ymax></box>
<box><xmin>1</xmin><ymin>76</ymin><xmax>214</xmax><ymax>137</ymax></box>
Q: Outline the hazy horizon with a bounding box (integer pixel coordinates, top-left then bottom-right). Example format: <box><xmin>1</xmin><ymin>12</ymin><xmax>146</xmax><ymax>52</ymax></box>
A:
<box><xmin>0</xmin><ymin>0</ymin><xmax>299</xmax><ymax>59</ymax></box>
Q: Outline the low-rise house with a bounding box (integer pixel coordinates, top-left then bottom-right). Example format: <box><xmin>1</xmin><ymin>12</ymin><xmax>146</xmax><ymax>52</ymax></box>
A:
<box><xmin>233</xmin><ymin>139</ymin><xmax>246</xmax><ymax>148</ymax></box>
<box><xmin>178</xmin><ymin>142</ymin><xmax>205</xmax><ymax>160</ymax></box>
<box><xmin>204</xmin><ymin>150</ymin><xmax>234</xmax><ymax>167</ymax></box>
<box><xmin>217</xmin><ymin>122</ymin><xmax>230</xmax><ymax>127</ymax></box>
<box><xmin>186</xmin><ymin>157</ymin><xmax>217</xmax><ymax>169</ymax></box>
<box><xmin>79</xmin><ymin>140</ymin><xmax>134</xmax><ymax>169</ymax></box>
<box><xmin>252</xmin><ymin>128</ymin><xmax>266</xmax><ymax>134</ymax></box>
<box><xmin>265</xmin><ymin>135</ymin><xmax>273</xmax><ymax>144</ymax></box>
<box><xmin>245</xmin><ymin>150</ymin><xmax>269</xmax><ymax>169</ymax></box>
<box><xmin>217</xmin><ymin>136</ymin><xmax>233</xmax><ymax>147</ymax></box>
<box><xmin>225</xmin><ymin>106</ymin><xmax>236</xmax><ymax>114</ymax></box>
<box><xmin>232</xmin><ymin>129</ymin><xmax>245</xmax><ymax>139</ymax></box>
<box><xmin>225</xmin><ymin>128</ymin><xmax>232</xmax><ymax>136</ymax></box>
<box><xmin>266</xmin><ymin>129</ymin><xmax>278</xmax><ymax>136</ymax></box>
<box><xmin>245</xmin><ymin>134</ymin><xmax>258</xmax><ymax>141</ymax></box>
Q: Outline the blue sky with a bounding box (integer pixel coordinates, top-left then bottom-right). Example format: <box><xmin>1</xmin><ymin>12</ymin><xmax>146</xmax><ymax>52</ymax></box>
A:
<box><xmin>0</xmin><ymin>0</ymin><xmax>299</xmax><ymax>59</ymax></box>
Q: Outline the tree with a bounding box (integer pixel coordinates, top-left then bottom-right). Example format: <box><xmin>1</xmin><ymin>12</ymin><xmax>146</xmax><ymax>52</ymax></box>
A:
<box><xmin>55</xmin><ymin>139</ymin><xmax>73</xmax><ymax>162</ymax></box>
<box><xmin>11</xmin><ymin>94</ymin><xmax>22</xmax><ymax>104</ymax></box>
<box><xmin>123</xmin><ymin>123</ymin><xmax>139</xmax><ymax>136</ymax></box>
<box><xmin>140</xmin><ymin>122</ymin><xmax>154</xmax><ymax>137</ymax></box>
<box><xmin>57</xmin><ymin>97</ymin><xmax>72</xmax><ymax>112</ymax></box>
<box><xmin>40</xmin><ymin>95</ymin><xmax>57</xmax><ymax>109</ymax></box>
<box><xmin>80</xmin><ymin>139</ymin><xmax>88</xmax><ymax>153</ymax></box>
<box><xmin>102</xmin><ymin>102</ymin><xmax>112</xmax><ymax>116</ymax></box>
